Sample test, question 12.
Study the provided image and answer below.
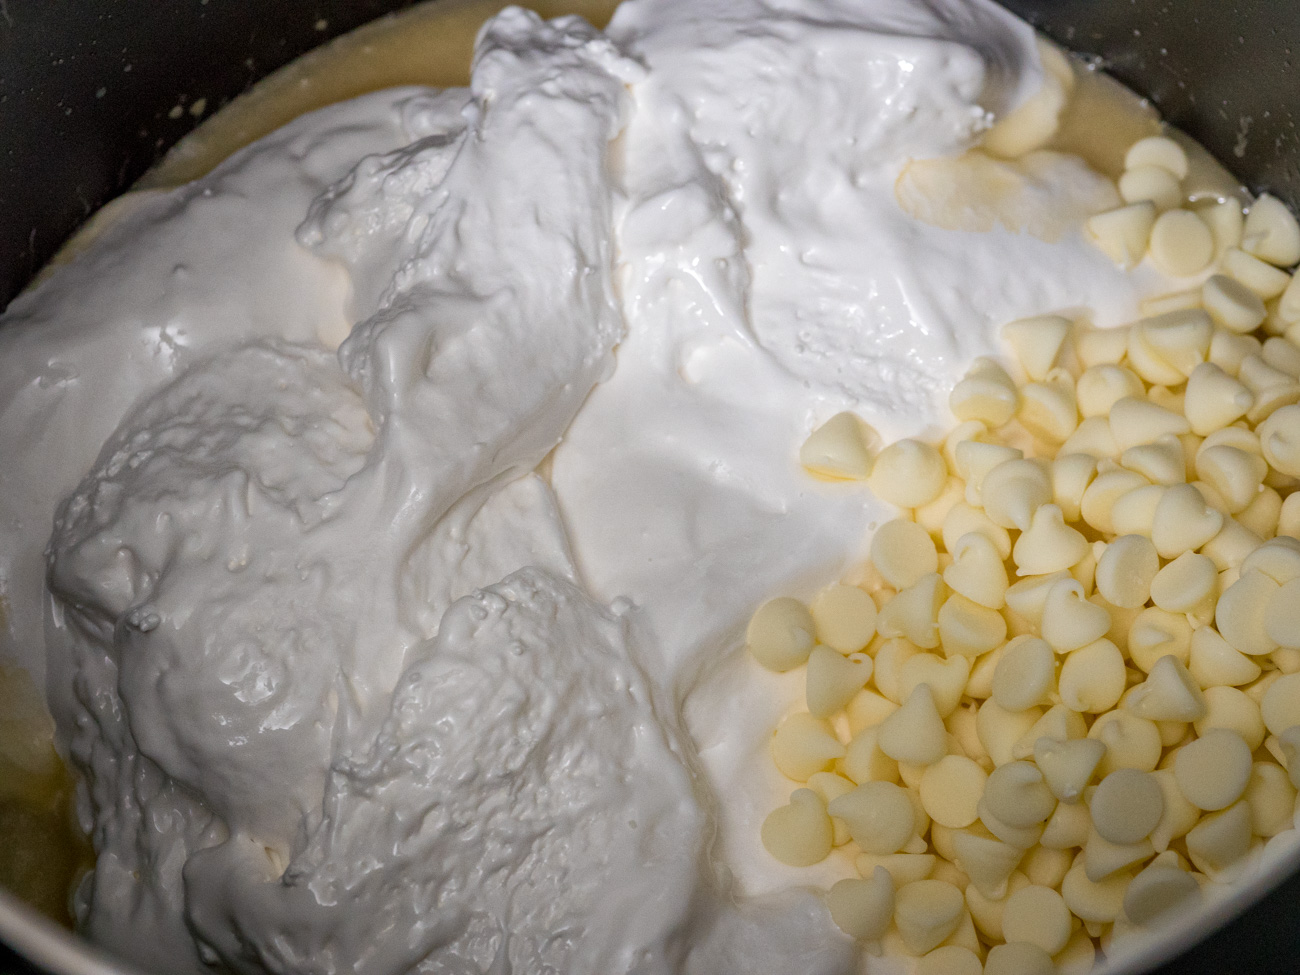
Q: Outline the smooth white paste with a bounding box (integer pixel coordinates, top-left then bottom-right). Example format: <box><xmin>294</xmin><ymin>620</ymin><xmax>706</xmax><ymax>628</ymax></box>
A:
<box><xmin>0</xmin><ymin>1</ymin><xmax>1198</xmax><ymax>972</ymax></box>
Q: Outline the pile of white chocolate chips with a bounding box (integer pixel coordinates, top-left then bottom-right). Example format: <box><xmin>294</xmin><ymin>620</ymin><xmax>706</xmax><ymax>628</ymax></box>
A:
<box><xmin>748</xmin><ymin>135</ymin><xmax>1300</xmax><ymax>975</ymax></box>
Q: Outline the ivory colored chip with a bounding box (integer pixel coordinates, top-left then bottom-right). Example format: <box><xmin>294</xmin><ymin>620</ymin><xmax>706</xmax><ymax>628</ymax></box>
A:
<box><xmin>919</xmin><ymin>755</ymin><xmax>987</xmax><ymax>829</ymax></box>
<box><xmin>899</xmin><ymin>653</ymin><xmax>970</xmax><ymax>718</ymax></box>
<box><xmin>1059</xmin><ymin>638</ymin><xmax>1127</xmax><ymax>713</ymax></box>
<box><xmin>951</xmin><ymin>357</ymin><xmax>1020</xmax><ymax>427</ymax></box>
<box><xmin>801</xmin><ymin>412</ymin><xmax>877</xmax><ymax>480</ymax></box>
<box><xmin>983</xmin><ymin>458</ymin><xmax>1054</xmax><ymax>531</ymax></box>
<box><xmin>1185</xmin><ymin>800</ymin><xmax>1252</xmax><ymax>876</ymax></box>
<box><xmin>1109</xmin><ymin>396</ymin><xmax>1191</xmax><ymax>452</ymax></box>
<box><xmin>1174</xmin><ymin>728</ymin><xmax>1253</xmax><ymax>810</ymax></box>
<box><xmin>842</xmin><ymin>725</ymin><xmax>900</xmax><ymax>785</ymax></box>
<box><xmin>1087</xmin><ymin>202</ymin><xmax>1157</xmax><ymax>269</ymax></box>
<box><xmin>810</xmin><ymin>583</ymin><xmax>878</xmax><ymax>654</ymax></box>
<box><xmin>1125</xmin><ymin>135</ymin><xmax>1190</xmax><ymax>180</ymax></box>
<box><xmin>1095</xmin><ymin>534</ymin><xmax>1160</xmax><ymax>609</ymax></box>
<box><xmin>1089</xmin><ymin>710</ymin><xmax>1162</xmax><ymax>777</ymax></box>
<box><xmin>1224</xmin><ymin>247</ymin><xmax>1292</xmax><ymax>300</ymax></box>
<box><xmin>1184</xmin><ymin>362</ymin><xmax>1254</xmax><ymax>435</ymax></box>
<box><xmin>878</xmin><ymin>684</ymin><xmax>949</xmax><ymax>766</ymax></box>
<box><xmin>917</xmin><ymin>946</ymin><xmax>982</xmax><ymax>975</ymax></box>
<box><xmin>1149</xmin><ymin>208</ymin><xmax>1214</xmax><ymax>277</ymax></box>
<box><xmin>1001</xmin><ymin>884</ymin><xmax>1072</xmax><ymax>956</ymax></box>
<box><xmin>1035</xmin><ymin>737</ymin><xmax>1106</xmax><ymax>803</ymax></box>
<box><xmin>1203</xmin><ymin>274</ymin><xmax>1267</xmax><ymax>333</ymax></box>
<box><xmin>1061</xmin><ymin>858</ymin><xmax>1130</xmax><ymax>924</ymax></box>
<box><xmin>1002</xmin><ymin>315</ymin><xmax>1072</xmax><ymax>382</ymax></box>
<box><xmin>805</xmin><ymin>645</ymin><xmax>873</xmax><ymax>718</ymax></box>
<box><xmin>981</xmin><ymin>37</ymin><xmax>1074</xmax><ymax>158</ymax></box>
<box><xmin>1216</xmin><ymin>569</ymin><xmax>1281</xmax><ymax>656</ymax></box>
<box><xmin>992</xmin><ymin>636</ymin><xmax>1055</xmax><ymax>712</ymax></box>
<box><xmin>761</xmin><ymin>789</ymin><xmax>834</xmax><ymax>866</ymax></box>
<box><xmin>1189</xmin><ymin>624</ymin><xmax>1262</xmax><ymax>689</ymax></box>
<box><xmin>1041</xmin><ymin>578</ymin><xmax>1111</xmax><ymax>653</ymax></box>
<box><xmin>893</xmin><ymin>879</ymin><xmax>966</xmax><ymax>956</ymax></box>
<box><xmin>945</xmin><ymin>531</ymin><xmax>1010</xmax><ymax>608</ymax></box>
<box><xmin>1260</xmin><ymin>672</ymin><xmax>1300</xmax><ymax>736</ymax></box>
<box><xmin>1196</xmin><ymin>445</ymin><xmax>1268</xmax><ymax>514</ymax></box>
<box><xmin>1152</xmin><ymin>482</ymin><xmax>1224</xmax><ymax>559</ymax></box>
<box><xmin>1091</xmin><ymin>769</ymin><xmax>1164</xmax><ymax>844</ymax></box>
<box><xmin>1258</xmin><ymin>404</ymin><xmax>1300</xmax><ymax>476</ymax></box>
<box><xmin>1077</xmin><ymin>364</ymin><xmax>1145</xmax><ymax>419</ymax></box>
<box><xmin>1052</xmin><ymin>453</ymin><xmax>1098</xmax><ymax>522</ymax></box>
<box><xmin>937</xmin><ymin>592</ymin><xmax>1008</xmax><ymax>658</ymax></box>
<box><xmin>1120</xmin><ymin>164</ymin><xmax>1182</xmax><ymax>212</ymax></box>
<box><xmin>1017</xmin><ymin>380</ymin><xmax>1079</xmax><ymax>443</ymax></box>
<box><xmin>1013</xmin><ymin>503</ymin><xmax>1089</xmax><ymax>576</ymax></box>
<box><xmin>1011</xmin><ymin>704</ymin><xmax>1086</xmax><ymax>762</ymax></box>
<box><xmin>1197</xmin><ymin>685</ymin><xmax>1267</xmax><ymax>752</ymax></box>
<box><xmin>1245</xmin><ymin>762</ymin><xmax>1297</xmax><ymax>838</ymax></box>
<box><xmin>827</xmin><ymin>868</ymin><xmax>895</xmax><ymax>942</ymax></box>
<box><xmin>1242</xmin><ymin>193</ymin><xmax>1300</xmax><ymax>268</ymax></box>
<box><xmin>1150</xmin><ymin>551</ymin><xmax>1218</xmax><ymax>614</ymax></box>
<box><xmin>772</xmin><ymin>712</ymin><xmax>846</xmax><ymax>782</ymax></box>
<box><xmin>985</xmin><ymin>941</ymin><xmax>1055</xmax><ymax>975</ymax></box>
<box><xmin>877</xmin><ymin>573</ymin><xmax>946</xmax><ymax>649</ymax></box>
<box><xmin>869</xmin><ymin>438</ymin><xmax>948</xmax><ymax>509</ymax></box>
<box><xmin>1123</xmin><ymin>863</ymin><xmax>1201</xmax><ymax>926</ymax></box>
<box><xmin>828</xmin><ymin>780</ymin><xmax>916</xmax><ymax>854</ymax></box>
<box><xmin>747</xmin><ymin>597</ymin><xmax>816</xmax><ymax>672</ymax></box>
<box><xmin>1124</xmin><ymin>654</ymin><xmax>1207</xmax><ymax>722</ymax></box>
<box><xmin>984</xmin><ymin>761</ymin><xmax>1058</xmax><ymax>829</ymax></box>
<box><xmin>871</xmin><ymin>519</ymin><xmax>939</xmax><ymax>590</ymax></box>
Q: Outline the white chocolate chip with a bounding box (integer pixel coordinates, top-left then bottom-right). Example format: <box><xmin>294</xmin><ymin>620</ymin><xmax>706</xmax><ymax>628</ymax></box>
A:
<box><xmin>1058</xmin><ymin>638</ymin><xmax>1127</xmax><ymax>713</ymax></box>
<box><xmin>984</xmin><ymin>761</ymin><xmax>1058</xmax><ymax>829</ymax></box>
<box><xmin>1095</xmin><ymin>534</ymin><xmax>1159</xmax><ymax>608</ymax></box>
<box><xmin>951</xmin><ymin>357</ymin><xmax>1020</xmax><ymax>427</ymax></box>
<box><xmin>1123</xmin><ymin>861</ymin><xmax>1200</xmax><ymax>926</ymax></box>
<box><xmin>945</xmin><ymin>531</ymin><xmax>1010</xmax><ymax>608</ymax></box>
<box><xmin>1149</xmin><ymin>209</ymin><xmax>1214</xmax><ymax>277</ymax></box>
<box><xmin>1119</xmin><ymin>164</ymin><xmax>1182</xmax><ymax>211</ymax></box>
<box><xmin>1002</xmin><ymin>315</ymin><xmax>1072</xmax><ymax>382</ymax></box>
<box><xmin>761</xmin><ymin>788</ymin><xmax>834</xmax><ymax>866</ymax></box>
<box><xmin>1090</xmin><ymin>768</ymin><xmax>1164</xmax><ymax>844</ymax></box>
<box><xmin>869</xmin><ymin>439</ymin><xmax>948</xmax><ymax>508</ymax></box>
<box><xmin>1041</xmin><ymin>578</ymin><xmax>1111</xmax><ymax>652</ymax></box>
<box><xmin>1013</xmin><ymin>503</ymin><xmax>1089</xmax><ymax>576</ymax></box>
<box><xmin>893</xmin><ymin>879</ymin><xmax>966</xmax><ymax>956</ymax></box>
<box><xmin>801</xmin><ymin>411</ymin><xmax>878</xmax><ymax>480</ymax></box>
<box><xmin>747</xmin><ymin>596</ymin><xmax>816</xmax><ymax>672</ymax></box>
<box><xmin>772</xmin><ymin>712</ymin><xmax>846</xmax><ymax>781</ymax></box>
<box><xmin>1183</xmin><ymin>362</ymin><xmax>1254</xmax><ymax>434</ymax></box>
<box><xmin>1174</xmin><ymin>728</ymin><xmax>1253</xmax><ymax>810</ymax></box>
<box><xmin>1001</xmin><ymin>884</ymin><xmax>1072</xmax><ymax>957</ymax></box>
<box><xmin>1124</xmin><ymin>654</ymin><xmax>1207</xmax><ymax>722</ymax></box>
<box><xmin>1242</xmin><ymin>193</ymin><xmax>1300</xmax><ymax>268</ymax></box>
<box><xmin>1086</xmin><ymin>202</ymin><xmax>1157</xmax><ymax>269</ymax></box>
<box><xmin>878</xmin><ymin>684</ymin><xmax>949</xmax><ymax>766</ymax></box>
<box><xmin>805</xmin><ymin>645</ymin><xmax>873</xmax><ymax>718</ymax></box>
<box><xmin>1224</xmin><ymin>247</ymin><xmax>1292</xmax><ymax>300</ymax></box>
<box><xmin>1124</xmin><ymin>135</ymin><xmax>1190</xmax><ymax>180</ymax></box>
<box><xmin>919</xmin><ymin>755</ymin><xmax>987</xmax><ymax>829</ymax></box>
<box><xmin>1035</xmin><ymin>737</ymin><xmax>1106</xmax><ymax>804</ymax></box>
<box><xmin>810</xmin><ymin>583</ymin><xmax>878</xmax><ymax>653</ymax></box>
<box><xmin>992</xmin><ymin>636</ymin><xmax>1056</xmax><ymax>712</ymax></box>
<box><xmin>1202</xmin><ymin>274</ymin><xmax>1267</xmax><ymax>333</ymax></box>
<box><xmin>827</xmin><ymin>867</ymin><xmax>895</xmax><ymax>942</ymax></box>
<box><xmin>828</xmin><ymin>780</ymin><xmax>917</xmax><ymax>855</ymax></box>
<box><xmin>871</xmin><ymin>519</ymin><xmax>939</xmax><ymax>590</ymax></box>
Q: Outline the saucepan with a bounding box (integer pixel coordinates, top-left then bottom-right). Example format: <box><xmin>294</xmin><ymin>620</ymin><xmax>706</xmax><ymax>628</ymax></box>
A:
<box><xmin>0</xmin><ymin>0</ymin><xmax>1297</xmax><ymax>973</ymax></box>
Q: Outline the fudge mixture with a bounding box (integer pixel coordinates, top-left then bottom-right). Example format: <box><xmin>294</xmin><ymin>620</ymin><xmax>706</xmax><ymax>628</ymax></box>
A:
<box><xmin>1</xmin><ymin>0</ymin><xmax>1296</xmax><ymax>973</ymax></box>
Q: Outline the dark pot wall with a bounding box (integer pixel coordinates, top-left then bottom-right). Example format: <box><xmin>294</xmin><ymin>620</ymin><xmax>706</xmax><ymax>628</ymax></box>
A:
<box><xmin>1</xmin><ymin>1</ymin><xmax>1298</xmax><ymax>973</ymax></box>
